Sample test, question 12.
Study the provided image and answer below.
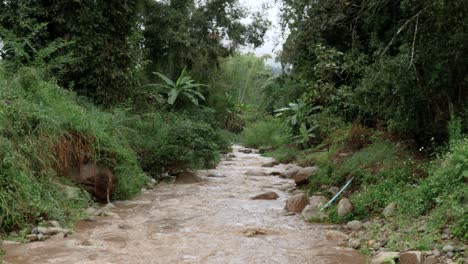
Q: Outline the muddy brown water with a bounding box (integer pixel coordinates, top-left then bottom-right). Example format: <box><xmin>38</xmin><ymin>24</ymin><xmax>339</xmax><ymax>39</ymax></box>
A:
<box><xmin>2</xmin><ymin>145</ymin><xmax>366</xmax><ymax>264</ymax></box>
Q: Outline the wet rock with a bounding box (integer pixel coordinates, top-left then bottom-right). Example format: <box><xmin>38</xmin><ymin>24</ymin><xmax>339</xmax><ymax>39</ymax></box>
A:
<box><xmin>239</xmin><ymin>149</ymin><xmax>252</xmax><ymax>154</ymax></box>
<box><xmin>281</xmin><ymin>165</ymin><xmax>302</xmax><ymax>179</ymax></box>
<box><xmin>261</xmin><ymin>161</ymin><xmax>279</xmax><ymax>167</ymax></box>
<box><xmin>399</xmin><ymin>251</ymin><xmax>425</xmax><ymax>264</ymax></box>
<box><xmin>49</xmin><ymin>232</ymin><xmax>65</xmax><ymax>241</ymax></box>
<box><xmin>329</xmin><ymin>186</ymin><xmax>340</xmax><ymax>196</ymax></box>
<box><xmin>37</xmin><ymin>233</ymin><xmax>51</xmax><ymax>241</ymax></box>
<box><xmin>325</xmin><ymin>230</ymin><xmax>349</xmax><ymax>241</ymax></box>
<box><xmin>26</xmin><ymin>234</ymin><xmax>38</xmax><ymax>242</ymax></box>
<box><xmin>207</xmin><ymin>173</ymin><xmax>226</xmax><ymax>178</ymax></box>
<box><xmin>383</xmin><ymin>202</ymin><xmax>397</xmax><ymax>218</ymax></box>
<box><xmin>2</xmin><ymin>240</ymin><xmax>21</xmax><ymax>245</ymax></box>
<box><xmin>45</xmin><ymin>220</ymin><xmax>61</xmax><ymax>228</ymax></box>
<box><xmin>269</xmin><ymin>171</ymin><xmax>282</xmax><ymax>176</ymax></box>
<box><xmin>37</xmin><ymin>227</ymin><xmax>72</xmax><ymax>236</ymax></box>
<box><xmin>337</xmin><ymin>198</ymin><xmax>354</xmax><ymax>216</ymax></box>
<box><xmin>286</xmin><ymin>193</ymin><xmax>308</xmax><ymax>213</ymax></box>
<box><xmin>245</xmin><ymin>169</ymin><xmax>268</xmax><ymax>176</ymax></box>
<box><xmin>175</xmin><ymin>171</ymin><xmax>202</xmax><ymax>184</ymax></box>
<box><xmin>348</xmin><ymin>238</ymin><xmax>361</xmax><ymax>249</ymax></box>
<box><xmin>85</xmin><ymin>207</ymin><xmax>99</xmax><ymax>216</ymax></box>
<box><xmin>308</xmin><ymin>195</ymin><xmax>327</xmax><ymax>209</ymax></box>
<box><xmin>371</xmin><ymin>252</ymin><xmax>399</xmax><ymax>264</ymax></box>
<box><xmin>443</xmin><ymin>245</ymin><xmax>454</xmax><ymax>253</ymax></box>
<box><xmin>251</xmin><ymin>191</ymin><xmax>279</xmax><ymax>200</ymax></box>
<box><xmin>118</xmin><ymin>224</ymin><xmax>132</xmax><ymax>230</ymax></box>
<box><xmin>292</xmin><ymin>166</ymin><xmax>319</xmax><ymax>185</ymax></box>
<box><xmin>346</xmin><ymin>220</ymin><xmax>363</xmax><ymax>231</ymax></box>
<box><xmin>104</xmin><ymin>203</ymin><xmax>116</xmax><ymax>210</ymax></box>
<box><xmin>373</xmin><ymin>242</ymin><xmax>382</xmax><ymax>251</ymax></box>
<box><xmin>227</xmin><ymin>154</ymin><xmax>236</xmax><ymax>158</ymax></box>
<box><xmin>302</xmin><ymin>205</ymin><xmax>328</xmax><ymax>221</ymax></box>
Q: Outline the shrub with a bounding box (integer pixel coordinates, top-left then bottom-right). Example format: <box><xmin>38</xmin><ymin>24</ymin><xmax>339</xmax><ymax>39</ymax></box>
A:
<box><xmin>241</xmin><ymin>117</ymin><xmax>291</xmax><ymax>148</ymax></box>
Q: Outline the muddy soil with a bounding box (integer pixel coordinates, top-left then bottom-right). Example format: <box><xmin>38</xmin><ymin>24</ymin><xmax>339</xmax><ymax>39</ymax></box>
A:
<box><xmin>2</xmin><ymin>145</ymin><xmax>365</xmax><ymax>264</ymax></box>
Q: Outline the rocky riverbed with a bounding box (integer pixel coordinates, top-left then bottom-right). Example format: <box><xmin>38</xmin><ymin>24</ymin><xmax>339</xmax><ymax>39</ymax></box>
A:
<box><xmin>1</xmin><ymin>145</ymin><xmax>365</xmax><ymax>264</ymax></box>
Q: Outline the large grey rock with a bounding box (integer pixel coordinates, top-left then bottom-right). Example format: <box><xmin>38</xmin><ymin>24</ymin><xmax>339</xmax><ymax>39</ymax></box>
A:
<box><xmin>292</xmin><ymin>166</ymin><xmax>319</xmax><ymax>185</ymax></box>
<box><xmin>286</xmin><ymin>193</ymin><xmax>308</xmax><ymax>213</ymax></box>
<box><xmin>399</xmin><ymin>251</ymin><xmax>425</xmax><ymax>264</ymax></box>
<box><xmin>346</xmin><ymin>220</ymin><xmax>363</xmax><ymax>231</ymax></box>
<box><xmin>245</xmin><ymin>169</ymin><xmax>268</xmax><ymax>176</ymax></box>
<box><xmin>251</xmin><ymin>191</ymin><xmax>279</xmax><ymax>200</ymax></box>
<box><xmin>281</xmin><ymin>166</ymin><xmax>302</xmax><ymax>179</ymax></box>
<box><xmin>301</xmin><ymin>205</ymin><xmax>328</xmax><ymax>221</ymax></box>
<box><xmin>325</xmin><ymin>230</ymin><xmax>349</xmax><ymax>241</ymax></box>
<box><xmin>337</xmin><ymin>198</ymin><xmax>354</xmax><ymax>216</ymax></box>
<box><xmin>308</xmin><ymin>195</ymin><xmax>327</xmax><ymax>209</ymax></box>
<box><xmin>383</xmin><ymin>202</ymin><xmax>397</xmax><ymax>218</ymax></box>
<box><xmin>371</xmin><ymin>252</ymin><xmax>399</xmax><ymax>264</ymax></box>
<box><xmin>442</xmin><ymin>245</ymin><xmax>454</xmax><ymax>252</ymax></box>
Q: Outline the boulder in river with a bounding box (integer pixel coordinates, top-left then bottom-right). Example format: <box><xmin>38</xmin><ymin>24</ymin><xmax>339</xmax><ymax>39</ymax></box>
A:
<box><xmin>308</xmin><ymin>195</ymin><xmax>327</xmax><ymax>209</ymax></box>
<box><xmin>281</xmin><ymin>165</ymin><xmax>302</xmax><ymax>179</ymax></box>
<box><xmin>261</xmin><ymin>161</ymin><xmax>279</xmax><ymax>167</ymax></box>
<box><xmin>325</xmin><ymin>230</ymin><xmax>349</xmax><ymax>241</ymax></box>
<box><xmin>337</xmin><ymin>198</ymin><xmax>354</xmax><ymax>216</ymax></box>
<box><xmin>371</xmin><ymin>252</ymin><xmax>399</xmax><ymax>264</ymax></box>
<box><xmin>292</xmin><ymin>166</ymin><xmax>319</xmax><ymax>185</ymax></box>
<box><xmin>399</xmin><ymin>251</ymin><xmax>425</xmax><ymax>264</ymax></box>
<box><xmin>251</xmin><ymin>191</ymin><xmax>279</xmax><ymax>200</ymax></box>
<box><xmin>286</xmin><ymin>193</ymin><xmax>308</xmax><ymax>213</ymax></box>
<box><xmin>175</xmin><ymin>171</ymin><xmax>202</xmax><ymax>184</ymax></box>
<box><xmin>245</xmin><ymin>169</ymin><xmax>268</xmax><ymax>176</ymax></box>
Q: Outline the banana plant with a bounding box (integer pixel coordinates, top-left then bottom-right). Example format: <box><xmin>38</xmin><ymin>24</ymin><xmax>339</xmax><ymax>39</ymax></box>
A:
<box><xmin>146</xmin><ymin>66</ymin><xmax>207</xmax><ymax>108</ymax></box>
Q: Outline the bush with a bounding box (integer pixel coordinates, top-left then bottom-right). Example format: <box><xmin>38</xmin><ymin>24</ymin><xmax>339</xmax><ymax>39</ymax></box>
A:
<box><xmin>0</xmin><ymin>66</ymin><xmax>148</xmax><ymax>233</ymax></box>
<box><xmin>127</xmin><ymin>112</ymin><xmax>228</xmax><ymax>178</ymax></box>
<box><xmin>241</xmin><ymin>117</ymin><xmax>290</xmax><ymax>148</ymax></box>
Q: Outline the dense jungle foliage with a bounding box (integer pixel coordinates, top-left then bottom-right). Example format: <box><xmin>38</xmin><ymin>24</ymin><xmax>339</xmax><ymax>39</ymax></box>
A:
<box><xmin>0</xmin><ymin>0</ymin><xmax>466</xmax><ymax>255</ymax></box>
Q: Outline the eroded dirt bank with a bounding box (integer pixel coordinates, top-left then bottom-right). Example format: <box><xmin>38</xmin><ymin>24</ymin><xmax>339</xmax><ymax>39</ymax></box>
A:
<box><xmin>2</xmin><ymin>145</ymin><xmax>365</xmax><ymax>264</ymax></box>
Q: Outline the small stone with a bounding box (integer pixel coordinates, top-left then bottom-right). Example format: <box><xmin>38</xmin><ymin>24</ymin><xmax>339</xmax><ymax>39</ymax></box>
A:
<box><xmin>31</xmin><ymin>227</ymin><xmax>39</xmax><ymax>235</ymax></box>
<box><xmin>371</xmin><ymin>252</ymin><xmax>399</xmax><ymax>264</ymax></box>
<box><xmin>251</xmin><ymin>191</ymin><xmax>279</xmax><ymax>200</ymax></box>
<box><xmin>346</xmin><ymin>220</ymin><xmax>363</xmax><ymax>231</ymax></box>
<box><xmin>348</xmin><ymin>238</ymin><xmax>361</xmax><ymax>249</ymax></box>
<box><xmin>26</xmin><ymin>234</ymin><xmax>38</xmax><ymax>242</ymax></box>
<box><xmin>308</xmin><ymin>195</ymin><xmax>327</xmax><ymax>209</ymax></box>
<box><xmin>285</xmin><ymin>193</ymin><xmax>308</xmax><ymax>213</ymax></box>
<box><xmin>45</xmin><ymin>220</ymin><xmax>61</xmax><ymax>228</ymax></box>
<box><xmin>383</xmin><ymin>202</ymin><xmax>397</xmax><ymax>218</ymax></box>
<box><xmin>207</xmin><ymin>173</ymin><xmax>226</xmax><ymax>178</ymax></box>
<box><xmin>37</xmin><ymin>227</ymin><xmax>72</xmax><ymax>236</ymax></box>
<box><xmin>325</xmin><ymin>230</ymin><xmax>349</xmax><ymax>241</ymax></box>
<box><xmin>363</xmin><ymin>221</ymin><xmax>372</xmax><ymax>229</ymax></box>
<box><xmin>399</xmin><ymin>251</ymin><xmax>425</xmax><ymax>264</ymax></box>
<box><xmin>118</xmin><ymin>224</ymin><xmax>132</xmax><ymax>230</ymax></box>
<box><xmin>104</xmin><ymin>203</ymin><xmax>116</xmax><ymax>209</ymax></box>
<box><xmin>337</xmin><ymin>198</ymin><xmax>354</xmax><ymax>216</ymax></box>
<box><xmin>373</xmin><ymin>242</ymin><xmax>382</xmax><ymax>251</ymax></box>
<box><xmin>443</xmin><ymin>245</ymin><xmax>454</xmax><ymax>253</ymax></box>
<box><xmin>329</xmin><ymin>186</ymin><xmax>340</xmax><ymax>196</ymax></box>
<box><xmin>432</xmin><ymin>249</ymin><xmax>440</xmax><ymax>257</ymax></box>
<box><xmin>446</xmin><ymin>252</ymin><xmax>454</xmax><ymax>258</ymax></box>
<box><xmin>368</xmin><ymin>239</ymin><xmax>376</xmax><ymax>246</ymax></box>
